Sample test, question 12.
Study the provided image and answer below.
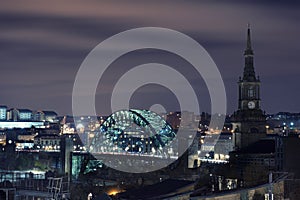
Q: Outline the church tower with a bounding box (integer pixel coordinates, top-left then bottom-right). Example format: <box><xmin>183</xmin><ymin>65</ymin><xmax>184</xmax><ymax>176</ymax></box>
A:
<box><xmin>232</xmin><ymin>25</ymin><xmax>266</xmax><ymax>150</ymax></box>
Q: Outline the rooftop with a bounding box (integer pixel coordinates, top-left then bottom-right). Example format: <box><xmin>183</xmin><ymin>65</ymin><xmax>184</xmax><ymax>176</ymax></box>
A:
<box><xmin>118</xmin><ymin>179</ymin><xmax>194</xmax><ymax>199</ymax></box>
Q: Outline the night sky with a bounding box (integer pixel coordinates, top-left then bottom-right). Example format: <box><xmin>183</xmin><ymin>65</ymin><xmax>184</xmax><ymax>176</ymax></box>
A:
<box><xmin>0</xmin><ymin>1</ymin><xmax>299</xmax><ymax>116</ymax></box>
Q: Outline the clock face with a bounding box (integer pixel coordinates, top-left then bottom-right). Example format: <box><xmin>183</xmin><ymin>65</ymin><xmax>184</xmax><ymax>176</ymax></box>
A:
<box><xmin>248</xmin><ymin>101</ymin><xmax>255</xmax><ymax>109</ymax></box>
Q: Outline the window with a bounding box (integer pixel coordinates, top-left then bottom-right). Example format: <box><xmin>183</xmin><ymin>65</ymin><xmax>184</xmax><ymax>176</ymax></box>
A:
<box><xmin>248</xmin><ymin>88</ymin><xmax>254</xmax><ymax>98</ymax></box>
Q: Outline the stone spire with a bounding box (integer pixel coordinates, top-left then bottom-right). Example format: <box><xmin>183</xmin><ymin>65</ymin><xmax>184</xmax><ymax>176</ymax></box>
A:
<box><xmin>243</xmin><ymin>24</ymin><xmax>256</xmax><ymax>81</ymax></box>
<box><xmin>244</xmin><ymin>23</ymin><xmax>253</xmax><ymax>55</ymax></box>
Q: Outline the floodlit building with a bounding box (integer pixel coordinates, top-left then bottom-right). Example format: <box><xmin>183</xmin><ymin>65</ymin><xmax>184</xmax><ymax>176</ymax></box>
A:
<box><xmin>214</xmin><ymin>132</ymin><xmax>233</xmax><ymax>160</ymax></box>
<box><xmin>0</xmin><ymin>121</ymin><xmax>45</xmax><ymax>129</ymax></box>
<box><xmin>34</xmin><ymin>134</ymin><xmax>61</xmax><ymax>151</ymax></box>
<box><xmin>43</xmin><ymin>111</ymin><xmax>58</xmax><ymax>122</ymax></box>
<box><xmin>19</xmin><ymin>109</ymin><xmax>33</xmax><ymax>121</ymax></box>
<box><xmin>7</xmin><ymin>108</ymin><xmax>32</xmax><ymax>121</ymax></box>
<box><xmin>0</xmin><ymin>106</ymin><xmax>7</xmax><ymax>121</ymax></box>
<box><xmin>33</xmin><ymin>110</ymin><xmax>58</xmax><ymax>122</ymax></box>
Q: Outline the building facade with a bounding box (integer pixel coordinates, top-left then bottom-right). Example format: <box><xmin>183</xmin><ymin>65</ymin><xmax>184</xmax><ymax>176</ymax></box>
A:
<box><xmin>0</xmin><ymin>106</ymin><xmax>7</xmax><ymax>121</ymax></box>
<box><xmin>7</xmin><ymin>108</ymin><xmax>33</xmax><ymax>121</ymax></box>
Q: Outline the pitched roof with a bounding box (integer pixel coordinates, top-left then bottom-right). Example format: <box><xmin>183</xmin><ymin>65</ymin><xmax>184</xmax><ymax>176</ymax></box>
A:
<box><xmin>118</xmin><ymin>179</ymin><xmax>194</xmax><ymax>199</ymax></box>
<box><xmin>43</xmin><ymin>111</ymin><xmax>58</xmax><ymax>116</ymax></box>
<box><xmin>18</xmin><ymin>109</ymin><xmax>32</xmax><ymax>113</ymax></box>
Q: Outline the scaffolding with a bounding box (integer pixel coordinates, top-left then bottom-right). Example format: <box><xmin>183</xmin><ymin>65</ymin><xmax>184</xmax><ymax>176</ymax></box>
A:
<box><xmin>0</xmin><ymin>171</ymin><xmax>70</xmax><ymax>200</ymax></box>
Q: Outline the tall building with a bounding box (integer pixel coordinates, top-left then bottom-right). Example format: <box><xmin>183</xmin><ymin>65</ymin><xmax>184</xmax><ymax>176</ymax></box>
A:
<box><xmin>18</xmin><ymin>109</ymin><xmax>33</xmax><ymax>121</ymax></box>
<box><xmin>7</xmin><ymin>108</ymin><xmax>32</xmax><ymax>121</ymax></box>
<box><xmin>33</xmin><ymin>110</ymin><xmax>58</xmax><ymax>122</ymax></box>
<box><xmin>232</xmin><ymin>25</ymin><xmax>267</xmax><ymax>150</ymax></box>
<box><xmin>229</xmin><ymin>26</ymin><xmax>277</xmax><ymax>188</ymax></box>
<box><xmin>0</xmin><ymin>106</ymin><xmax>7</xmax><ymax>121</ymax></box>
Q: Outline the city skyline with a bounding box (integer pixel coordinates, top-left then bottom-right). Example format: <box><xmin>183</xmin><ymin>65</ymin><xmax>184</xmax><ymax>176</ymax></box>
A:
<box><xmin>0</xmin><ymin>1</ymin><xmax>300</xmax><ymax>116</ymax></box>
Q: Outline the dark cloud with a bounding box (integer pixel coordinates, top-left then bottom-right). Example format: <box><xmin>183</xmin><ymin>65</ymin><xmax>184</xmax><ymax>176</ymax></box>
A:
<box><xmin>0</xmin><ymin>0</ymin><xmax>299</xmax><ymax>115</ymax></box>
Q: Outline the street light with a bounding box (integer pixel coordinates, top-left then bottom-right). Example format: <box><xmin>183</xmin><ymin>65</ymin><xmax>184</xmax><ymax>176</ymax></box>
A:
<box><xmin>87</xmin><ymin>193</ymin><xmax>92</xmax><ymax>200</ymax></box>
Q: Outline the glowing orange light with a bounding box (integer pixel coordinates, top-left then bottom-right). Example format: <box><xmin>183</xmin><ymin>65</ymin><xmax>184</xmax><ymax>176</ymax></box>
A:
<box><xmin>108</xmin><ymin>189</ymin><xmax>121</xmax><ymax>196</ymax></box>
